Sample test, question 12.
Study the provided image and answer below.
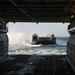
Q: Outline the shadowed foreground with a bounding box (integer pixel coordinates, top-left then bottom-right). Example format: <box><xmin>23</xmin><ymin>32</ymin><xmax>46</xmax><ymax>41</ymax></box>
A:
<box><xmin>0</xmin><ymin>55</ymin><xmax>75</xmax><ymax>75</ymax></box>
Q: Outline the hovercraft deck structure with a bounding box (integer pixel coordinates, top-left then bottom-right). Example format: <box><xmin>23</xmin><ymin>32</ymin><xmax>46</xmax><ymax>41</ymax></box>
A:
<box><xmin>32</xmin><ymin>34</ymin><xmax>56</xmax><ymax>45</ymax></box>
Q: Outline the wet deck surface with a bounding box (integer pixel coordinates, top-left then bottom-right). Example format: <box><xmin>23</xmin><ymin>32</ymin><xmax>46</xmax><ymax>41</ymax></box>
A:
<box><xmin>0</xmin><ymin>55</ymin><xmax>75</xmax><ymax>75</ymax></box>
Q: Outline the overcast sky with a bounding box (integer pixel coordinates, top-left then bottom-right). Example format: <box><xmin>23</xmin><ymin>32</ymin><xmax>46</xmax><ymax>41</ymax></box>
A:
<box><xmin>8</xmin><ymin>22</ymin><xmax>69</xmax><ymax>37</ymax></box>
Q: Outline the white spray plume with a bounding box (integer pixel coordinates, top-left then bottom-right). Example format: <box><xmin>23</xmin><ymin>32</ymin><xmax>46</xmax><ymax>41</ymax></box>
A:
<box><xmin>8</xmin><ymin>32</ymin><xmax>31</xmax><ymax>46</ymax></box>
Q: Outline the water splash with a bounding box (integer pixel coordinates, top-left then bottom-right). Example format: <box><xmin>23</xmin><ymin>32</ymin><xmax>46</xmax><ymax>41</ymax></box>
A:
<box><xmin>8</xmin><ymin>32</ymin><xmax>30</xmax><ymax>46</ymax></box>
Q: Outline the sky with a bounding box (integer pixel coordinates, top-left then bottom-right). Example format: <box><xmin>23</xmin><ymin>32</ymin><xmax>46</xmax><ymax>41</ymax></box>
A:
<box><xmin>7</xmin><ymin>22</ymin><xmax>69</xmax><ymax>36</ymax></box>
<box><xmin>7</xmin><ymin>22</ymin><xmax>70</xmax><ymax>45</ymax></box>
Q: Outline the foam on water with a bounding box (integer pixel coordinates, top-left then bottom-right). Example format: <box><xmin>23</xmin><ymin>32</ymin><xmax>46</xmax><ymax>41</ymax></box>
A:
<box><xmin>9</xmin><ymin>44</ymin><xmax>67</xmax><ymax>55</ymax></box>
<box><xmin>26</xmin><ymin>43</ymin><xmax>42</xmax><ymax>47</ymax></box>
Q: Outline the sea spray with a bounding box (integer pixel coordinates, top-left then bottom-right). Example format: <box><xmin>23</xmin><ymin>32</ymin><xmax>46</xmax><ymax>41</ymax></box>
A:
<box><xmin>8</xmin><ymin>32</ymin><xmax>31</xmax><ymax>46</ymax></box>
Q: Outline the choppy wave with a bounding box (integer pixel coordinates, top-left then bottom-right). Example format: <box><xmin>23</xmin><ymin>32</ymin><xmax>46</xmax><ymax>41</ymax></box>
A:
<box><xmin>9</xmin><ymin>44</ymin><xmax>67</xmax><ymax>55</ymax></box>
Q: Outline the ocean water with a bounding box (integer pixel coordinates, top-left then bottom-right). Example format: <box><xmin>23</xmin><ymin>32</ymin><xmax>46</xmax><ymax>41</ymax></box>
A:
<box><xmin>8</xmin><ymin>37</ymin><xmax>69</xmax><ymax>55</ymax></box>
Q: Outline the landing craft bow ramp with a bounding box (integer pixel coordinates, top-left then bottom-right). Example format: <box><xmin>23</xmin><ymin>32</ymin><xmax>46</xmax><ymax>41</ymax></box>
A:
<box><xmin>0</xmin><ymin>0</ymin><xmax>75</xmax><ymax>75</ymax></box>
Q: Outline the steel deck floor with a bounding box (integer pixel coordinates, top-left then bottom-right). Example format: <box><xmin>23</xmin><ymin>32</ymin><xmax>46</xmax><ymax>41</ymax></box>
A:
<box><xmin>0</xmin><ymin>55</ymin><xmax>75</xmax><ymax>75</ymax></box>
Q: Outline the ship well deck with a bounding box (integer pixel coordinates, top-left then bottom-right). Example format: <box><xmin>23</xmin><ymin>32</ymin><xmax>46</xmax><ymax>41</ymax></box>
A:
<box><xmin>0</xmin><ymin>55</ymin><xmax>75</xmax><ymax>75</ymax></box>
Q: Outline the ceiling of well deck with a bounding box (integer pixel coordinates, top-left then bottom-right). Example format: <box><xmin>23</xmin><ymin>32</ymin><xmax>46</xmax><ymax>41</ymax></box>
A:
<box><xmin>0</xmin><ymin>0</ymin><xmax>75</xmax><ymax>23</ymax></box>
